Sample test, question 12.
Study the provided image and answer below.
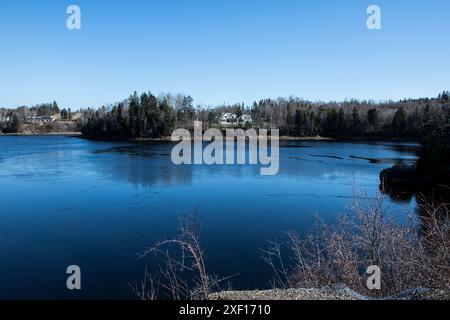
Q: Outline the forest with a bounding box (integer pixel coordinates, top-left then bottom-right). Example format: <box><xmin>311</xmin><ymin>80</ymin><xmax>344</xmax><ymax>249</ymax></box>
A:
<box><xmin>2</xmin><ymin>91</ymin><xmax>449</xmax><ymax>143</ymax></box>
<box><xmin>79</xmin><ymin>91</ymin><xmax>450</xmax><ymax>140</ymax></box>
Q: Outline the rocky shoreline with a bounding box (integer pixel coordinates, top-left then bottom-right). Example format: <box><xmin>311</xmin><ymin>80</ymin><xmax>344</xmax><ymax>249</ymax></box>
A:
<box><xmin>210</xmin><ymin>285</ymin><xmax>450</xmax><ymax>301</ymax></box>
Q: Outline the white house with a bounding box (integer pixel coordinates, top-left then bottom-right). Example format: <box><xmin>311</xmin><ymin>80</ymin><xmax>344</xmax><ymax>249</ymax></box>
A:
<box><xmin>219</xmin><ymin>113</ymin><xmax>238</xmax><ymax>125</ymax></box>
<box><xmin>238</xmin><ymin>114</ymin><xmax>253</xmax><ymax>124</ymax></box>
<box><xmin>25</xmin><ymin>116</ymin><xmax>56</xmax><ymax>124</ymax></box>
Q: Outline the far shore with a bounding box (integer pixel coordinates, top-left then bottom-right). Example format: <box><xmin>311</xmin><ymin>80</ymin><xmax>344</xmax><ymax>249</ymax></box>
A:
<box><xmin>80</xmin><ymin>135</ymin><xmax>419</xmax><ymax>143</ymax></box>
<box><xmin>133</xmin><ymin>135</ymin><xmax>335</xmax><ymax>142</ymax></box>
<box><xmin>0</xmin><ymin>132</ymin><xmax>82</xmax><ymax>137</ymax></box>
<box><xmin>0</xmin><ymin>132</ymin><xmax>419</xmax><ymax>144</ymax></box>
<box><xmin>79</xmin><ymin>135</ymin><xmax>337</xmax><ymax>143</ymax></box>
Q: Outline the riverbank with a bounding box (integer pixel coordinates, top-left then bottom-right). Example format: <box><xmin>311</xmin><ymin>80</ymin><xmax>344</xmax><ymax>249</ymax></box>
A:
<box><xmin>80</xmin><ymin>134</ymin><xmax>419</xmax><ymax>143</ymax></box>
<box><xmin>79</xmin><ymin>135</ymin><xmax>335</xmax><ymax>142</ymax></box>
<box><xmin>210</xmin><ymin>285</ymin><xmax>450</xmax><ymax>301</ymax></box>
<box><xmin>1</xmin><ymin>134</ymin><xmax>419</xmax><ymax>146</ymax></box>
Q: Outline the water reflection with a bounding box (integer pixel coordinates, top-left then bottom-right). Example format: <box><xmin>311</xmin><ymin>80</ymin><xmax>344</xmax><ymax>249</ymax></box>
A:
<box><xmin>91</xmin><ymin>144</ymin><xmax>195</xmax><ymax>187</ymax></box>
<box><xmin>380</xmin><ymin>162</ymin><xmax>450</xmax><ymax>249</ymax></box>
<box><xmin>90</xmin><ymin>141</ymin><xmax>419</xmax><ymax>188</ymax></box>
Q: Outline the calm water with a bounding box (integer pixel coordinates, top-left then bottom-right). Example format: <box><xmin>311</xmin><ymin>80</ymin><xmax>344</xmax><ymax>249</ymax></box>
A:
<box><xmin>0</xmin><ymin>136</ymin><xmax>418</xmax><ymax>299</ymax></box>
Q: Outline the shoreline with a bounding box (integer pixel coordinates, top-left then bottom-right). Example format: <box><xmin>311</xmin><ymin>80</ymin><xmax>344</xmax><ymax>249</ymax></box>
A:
<box><xmin>0</xmin><ymin>132</ymin><xmax>82</xmax><ymax>137</ymax></box>
<box><xmin>0</xmin><ymin>132</ymin><xmax>419</xmax><ymax>144</ymax></box>
<box><xmin>79</xmin><ymin>135</ymin><xmax>420</xmax><ymax>144</ymax></box>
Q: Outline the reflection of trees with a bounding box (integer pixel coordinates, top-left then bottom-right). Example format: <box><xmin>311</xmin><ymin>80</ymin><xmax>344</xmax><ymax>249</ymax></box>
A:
<box><xmin>92</xmin><ymin>144</ymin><xmax>194</xmax><ymax>187</ymax></box>
<box><xmin>379</xmin><ymin>107</ymin><xmax>450</xmax><ymax>247</ymax></box>
<box><xmin>379</xmin><ymin>176</ymin><xmax>415</xmax><ymax>203</ymax></box>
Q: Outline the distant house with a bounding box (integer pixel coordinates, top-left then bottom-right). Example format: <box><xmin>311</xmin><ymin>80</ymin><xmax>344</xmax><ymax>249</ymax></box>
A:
<box><xmin>24</xmin><ymin>116</ymin><xmax>56</xmax><ymax>124</ymax></box>
<box><xmin>70</xmin><ymin>112</ymin><xmax>84</xmax><ymax>121</ymax></box>
<box><xmin>238</xmin><ymin>114</ymin><xmax>253</xmax><ymax>124</ymax></box>
<box><xmin>0</xmin><ymin>116</ymin><xmax>10</xmax><ymax>123</ymax></box>
<box><xmin>219</xmin><ymin>113</ymin><xmax>238</xmax><ymax>125</ymax></box>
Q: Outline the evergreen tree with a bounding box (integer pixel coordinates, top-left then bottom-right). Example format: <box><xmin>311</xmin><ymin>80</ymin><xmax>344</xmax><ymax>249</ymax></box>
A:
<box><xmin>325</xmin><ymin>109</ymin><xmax>338</xmax><ymax>135</ymax></box>
<box><xmin>128</xmin><ymin>93</ymin><xmax>139</xmax><ymax>138</ymax></box>
<box><xmin>337</xmin><ymin>108</ymin><xmax>346</xmax><ymax>134</ymax></box>
<box><xmin>367</xmin><ymin>108</ymin><xmax>379</xmax><ymax>131</ymax></box>
<box><xmin>286</xmin><ymin>111</ymin><xmax>294</xmax><ymax>136</ymax></box>
<box><xmin>352</xmin><ymin>107</ymin><xmax>361</xmax><ymax>133</ymax></box>
<box><xmin>52</xmin><ymin>101</ymin><xmax>60</xmax><ymax>114</ymax></box>
<box><xmin>392</xmin><ymin>107</ymin><xmax>407</xmax><ymax>136</ymax></box>
<box><xmin>10</xmin><ymin>114</ymin><xmax>21</xmax><ymax>133</ymax></box>
<box><xmin>294</xmin><ymin>110</ymin><xmax>303</xmax><ymax>136</ymax></box>
<box><xmin>61</xmin><ymin>109</ymin><xmax>68</xmax><ymax>120</ymax></box>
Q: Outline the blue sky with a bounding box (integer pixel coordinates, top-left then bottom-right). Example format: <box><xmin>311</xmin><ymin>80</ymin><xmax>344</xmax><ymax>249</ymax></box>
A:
<box><xmin>0</xmin><ymin>0</ymin><xmax>449</xmax><ymax>109</ymax></box>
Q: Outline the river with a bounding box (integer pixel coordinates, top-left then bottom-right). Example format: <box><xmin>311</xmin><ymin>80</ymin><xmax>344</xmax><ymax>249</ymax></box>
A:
<box><xmin>0</xmin><ymin>136</ymin><xmax>419</xmax><ymax>299</ymax></box>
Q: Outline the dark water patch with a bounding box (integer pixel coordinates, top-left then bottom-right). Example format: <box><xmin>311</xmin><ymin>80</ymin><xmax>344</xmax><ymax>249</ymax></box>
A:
<box><xmin>309</xmin><ymin>154</ymin><xmax>345</xmax><ymax>160</ymax></box>
<box><xmin>382</xmin><ymin>144</ymin><xmax>421</xmax><ymax>154</ymax></box>
<box><xmin>92</xmin><ymin>145</ymin><xmax>171</xmax><ymax>158</ymax></box>
<box><xmin>265</xmin><ymin>192</ymin><xmax>358</xmax><ymax>200</ymax></box>
<box><xmin>350</xmin><ymin>155</ymin><xmax>416</xmax><ymax>165</ymax></box>
<box><xmin>350</xmin><ymin>155</ymin><xmax>383</xmax><ymax>164</ymax></box>
<box><xmin>288</xmin><ymin>156</ymin><xmax>324</xmax><ymax>163</ymax></box>
<box><xmin>280</xmin><ymin>143</ymin><xmax>313</xmax><ymax>149</ymax></box>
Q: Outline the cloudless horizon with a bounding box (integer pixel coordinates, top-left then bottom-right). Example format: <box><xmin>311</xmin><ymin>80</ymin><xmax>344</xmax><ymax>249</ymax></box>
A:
<box><xmin>1</xmin><ymin>0</ymin><xmax>449</xmax><ymax>109</ymax></box>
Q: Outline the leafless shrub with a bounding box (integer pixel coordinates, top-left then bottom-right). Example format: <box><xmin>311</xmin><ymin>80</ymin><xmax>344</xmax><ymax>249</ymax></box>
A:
<box><xmin>133</xmin><ymin>212</ymin><xmax>230</xmax><ymax>300</ymax></box>
<box><xmin>129</xmin><ymin>264</ymin><xmax>159</xmax><ymax>300</ymax></box>
<box><xmin>263</xmin><ymin>193</ymin><xmax>450</xmax><ymax>297</ymax></box>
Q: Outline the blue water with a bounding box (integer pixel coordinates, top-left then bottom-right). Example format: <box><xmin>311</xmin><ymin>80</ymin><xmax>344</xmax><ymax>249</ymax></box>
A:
<box><xmin>0</xmin><ymin>136</ymin><xmax>418</xmax><ymax>299</ymax></box>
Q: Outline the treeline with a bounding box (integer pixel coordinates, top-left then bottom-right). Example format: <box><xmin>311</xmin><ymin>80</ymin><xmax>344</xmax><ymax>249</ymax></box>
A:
<box><xmin>31</xmin><ymin>101</ymin><xmax>61</xmax><ymax>116</ymax></box>
<box><xmin>81</xmin><ymin>92</ymin><xmax>194</xmax><ymax>139</ymax></box>
<box><xmin>0</xmin><ymin>101</ymin><xmax>84</xmax><ymax>133</ymax></box>
<box><xmin>229</xmin><ymin>91</ymin><xmax>449</xmax><ymax>138</ymax></box>
<box><xmin>1</xmin><ymin>102</ymin><xmax>61</xmax><ymax>133</ymax></box>
<box><xmin>81</xmin><ymin>91</ymin><xmax>450</xmax><ymax>140</ymax></box>
<box><xmin>1</xmin><ymin>101</ymin><xmax>60</xmax><ymax>117</ymax></box>
<box><xmin>416</xmin><ymin>96</ymin><xmax>450</xmax><ymax>175</ymax></box>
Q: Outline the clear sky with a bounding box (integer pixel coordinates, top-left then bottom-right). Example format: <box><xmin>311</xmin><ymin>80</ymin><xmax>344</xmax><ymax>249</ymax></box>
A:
<box><xmin>0</xmin><ymin>0</ymin><xmax>449</xmax><ymax>109</ymax></box>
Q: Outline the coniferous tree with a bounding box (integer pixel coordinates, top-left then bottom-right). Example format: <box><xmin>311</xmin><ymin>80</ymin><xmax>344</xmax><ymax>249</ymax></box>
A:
<box><xmin>326</xmin><ymin>109</ymin><xmax>338</xmax><ymax>135</ymax></box>
<box><xmin>392</xmin><ymin>107</ymin><xmax>407</xmax><ymax>136</ymax></box>
<box><xmin>367</xmin><ymin>108</ymin><xmax>379</xmax><ymax>131</ymax></box>
<box><xmin>337</xmin><ymin>108</ymin><xmax>346</xmax><ymax>134</ymax></box>
<box><xmin>352</xmin><ymin>107</ymin><xmax>361</xmax><ymax>134</ymax></box>
<box><xmin>294</xmin><ymin>110</ymin><xmax>303</xmax><ymax>136</ymax></box>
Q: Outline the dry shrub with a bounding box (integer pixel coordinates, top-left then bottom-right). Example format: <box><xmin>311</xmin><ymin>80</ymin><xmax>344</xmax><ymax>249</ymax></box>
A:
<box><xmin>263</xmin><ymin>193</ymin><xmax>450</xmax><ymax>297</ymax></box>
<box><xmin>131</xmin><ymin>212</ymin><xmax>230</xmax><ymax>300</ymax></box>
